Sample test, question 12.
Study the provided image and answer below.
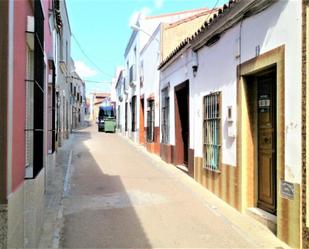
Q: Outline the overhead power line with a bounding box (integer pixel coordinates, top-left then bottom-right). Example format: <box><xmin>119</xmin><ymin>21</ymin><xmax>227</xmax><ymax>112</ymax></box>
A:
<box><xmin>70</xmin><ymin>75</ymin><xmax>112</xmax><ymax>84</ymax></box>
<box><xmin>72</xmin><ymin>33</ymin><xmax>114</xmax><ymax>78</ymax></box>
<box><xmin>83</xmin><ymin>79</ymin><xmax>112</xmax><ymax>84</ymax></box>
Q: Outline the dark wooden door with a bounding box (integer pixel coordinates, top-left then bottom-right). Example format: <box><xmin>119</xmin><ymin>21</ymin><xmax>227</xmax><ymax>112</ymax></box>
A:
<box><xmin>257</xmin><ymin>70</ymin><xmax>277</xmax><ymax>214</ymax></box>
<box><xmin>175</xmin><ymin>82</ymin><xmax>189</xmax><ymax>166</ymax></box>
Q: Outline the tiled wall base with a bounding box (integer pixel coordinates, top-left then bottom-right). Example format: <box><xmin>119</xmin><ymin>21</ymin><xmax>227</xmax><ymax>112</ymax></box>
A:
<box><xmin>0</xmin><ymin>205</ymin><xmax>7</xmax><ymax>248</ymax></box>
<box><xmin>7</xmin><ymin>169</ymin><xmax>45</xmax><ymax>248</ymax></box>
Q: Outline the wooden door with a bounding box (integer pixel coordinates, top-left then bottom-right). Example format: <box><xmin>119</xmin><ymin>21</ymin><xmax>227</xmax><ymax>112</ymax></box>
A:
<box><xmin>257</xmin><ymin>70</ymin><xmax>277</xmax><ymax>214</ymax></box>
<box><xmin>174</xmin><ymin>82</ymin><xmax>189</xmax><ymax>166</ymax></box>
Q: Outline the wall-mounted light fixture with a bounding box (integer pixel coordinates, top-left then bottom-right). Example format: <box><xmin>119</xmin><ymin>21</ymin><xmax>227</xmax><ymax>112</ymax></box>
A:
<box><xmin>192</xmin><ymin>51</ymin><xmax>198</xmax><ymax>77</ymax></box>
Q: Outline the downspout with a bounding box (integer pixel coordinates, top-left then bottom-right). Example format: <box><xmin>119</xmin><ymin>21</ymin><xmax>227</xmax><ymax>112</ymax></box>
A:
<box><xmin>7</xmin><ymin>0</ymin><xmax>14</xmax><ymax>197</ymax></box>
<box><xmin>0</xmin><ymin>0</ymin><xmax>9</xmax><ymax>205</ymax></box>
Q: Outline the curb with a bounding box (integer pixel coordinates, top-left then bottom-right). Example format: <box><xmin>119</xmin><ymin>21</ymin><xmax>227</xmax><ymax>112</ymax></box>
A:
<box><xmin>51</xmin><ymin>149</ymin><xmax>73</xmax><ymax>249</ymax></box>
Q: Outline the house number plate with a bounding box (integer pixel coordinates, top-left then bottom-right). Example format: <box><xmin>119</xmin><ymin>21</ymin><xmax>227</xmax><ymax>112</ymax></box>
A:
<box><xmin>281</xmin><ymin>180</ymin><xmax>294</xmax><ymax>200</ymax></box>
<box><xmin>258</xmin><ymin>95</ymin><xmax>270</xmax><ymax>113</ymax></box>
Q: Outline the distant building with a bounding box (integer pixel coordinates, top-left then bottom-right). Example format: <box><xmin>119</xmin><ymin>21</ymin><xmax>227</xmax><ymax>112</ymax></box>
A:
<box><xmin>122</xmin><ymin>6</ymin><xmax>217</xmax><ymax>147</ymax></box>
<box><xmin>70</xmin><ymin>71</ymin><xmax>86</xmax><ymax>129</ymax></box>
<box><xmin>54</xmin><ymin>0</ymin><xmax>72</xmax><ymax>146</ymax></box>
<box><xmin>115</xmin><ymin>69</ymin><xmax>126</xmax><ymax>133</ymax></box>
<box><xmin>91</xmin><ymin>92</ymin><xmax>111</xmax><ymax>122</ymax></box>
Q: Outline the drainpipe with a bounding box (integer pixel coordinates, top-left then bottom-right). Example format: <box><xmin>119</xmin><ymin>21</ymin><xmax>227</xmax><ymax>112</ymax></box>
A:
<box><xmin>0</xmin><ymin>0</ymin><xmax>9</xmax><ymax>206</ymax></box>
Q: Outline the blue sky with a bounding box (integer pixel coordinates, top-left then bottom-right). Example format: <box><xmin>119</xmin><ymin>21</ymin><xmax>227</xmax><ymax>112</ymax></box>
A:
<box><xmin>66</xmin><ymin>0</ymin><xmax>228</xmax><ymax>95</ymax></box>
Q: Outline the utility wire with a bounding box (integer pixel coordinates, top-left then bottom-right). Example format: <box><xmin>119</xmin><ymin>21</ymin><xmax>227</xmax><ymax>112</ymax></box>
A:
<box><xmin>83</xmin><ymin>79</ymin><xmax>112</xmax><ymax>84</ymax></box>
<box><xmin>70</xmin><ymin>75</ymin><xmax>112</xmax><ymax>84</ymax></box>
<box><xmin>72</xmin><ymin>33</ymin><xmax>114</xmax><ymax>78</ymax></box>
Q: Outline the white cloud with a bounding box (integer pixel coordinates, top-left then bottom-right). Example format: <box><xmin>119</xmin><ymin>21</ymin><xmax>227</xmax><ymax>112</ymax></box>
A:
<box><xmin>128</xmin><ymin>7</ymin><xmax>151</xmax><ymax>27</ymax></box>
<box><xmin>154</xmin><ymin>0</ymin><xmax>164</xmax><ymax>9</ymax></box>
<box><xmin>74</xmin><ymin>61</ymin><xmax>97</xmax><ymax>78</ymax></box>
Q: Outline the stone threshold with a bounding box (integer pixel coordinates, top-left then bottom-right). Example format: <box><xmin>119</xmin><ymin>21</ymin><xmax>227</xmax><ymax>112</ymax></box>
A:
<box><xmin>246</xmin><ymin>207</ymin><xmax>277</xmax><ymax>234</ymax></box>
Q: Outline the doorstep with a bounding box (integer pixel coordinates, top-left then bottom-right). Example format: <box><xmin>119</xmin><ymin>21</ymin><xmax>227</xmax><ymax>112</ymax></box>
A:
<box><xmin>176</xmin><ymin>164</ymin><xmax>189</xmax><ymax>173</ymax></box>
<box><xmin>246</xmin><ymin>207</ymin><xmax>277</xmax><ymax>234</ymax></box>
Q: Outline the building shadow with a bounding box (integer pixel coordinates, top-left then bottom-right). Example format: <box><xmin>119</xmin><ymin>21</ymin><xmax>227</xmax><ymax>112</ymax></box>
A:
<box><xmin>61</xmin><ymin>127</ymin><xmax>152</xmax><ymax>248</ymax></box>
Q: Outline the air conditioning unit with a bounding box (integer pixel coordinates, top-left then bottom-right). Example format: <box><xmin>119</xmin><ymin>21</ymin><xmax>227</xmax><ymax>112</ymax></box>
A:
<box><xmin>26</xmin><ymin>16</ymin><xmax>35</xmax><ymax>50</ymax></box>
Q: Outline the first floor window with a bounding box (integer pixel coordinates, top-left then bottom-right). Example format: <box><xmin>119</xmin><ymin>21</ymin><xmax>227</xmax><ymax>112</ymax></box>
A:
<box><xmin>161</xmin><ymin>87</ymin><xmax>169</xmax><ymax>144</ymax></box>
<box><xmin>203</xmin><ymin>92</ymin><xmax>221</xmax><ymax>171</ymax></box>
<box><xmin>147</xmin><ymin>100</ymin><xmax>155</xmax><ymax>142</ymax></box>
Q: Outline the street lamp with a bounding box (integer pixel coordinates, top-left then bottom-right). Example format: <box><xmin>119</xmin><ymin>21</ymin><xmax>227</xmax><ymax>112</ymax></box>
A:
<box><xmin>130</xmin><ymin>24</ymin><xmax>160</xmax><ymax>44</ymax></box>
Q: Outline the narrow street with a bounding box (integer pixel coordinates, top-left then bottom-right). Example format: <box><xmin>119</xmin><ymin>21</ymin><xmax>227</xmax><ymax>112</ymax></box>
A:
<box><xmin>59</xmin><ymin>124</ymin><xmax>288</xmax><ymax>248</ymax></box>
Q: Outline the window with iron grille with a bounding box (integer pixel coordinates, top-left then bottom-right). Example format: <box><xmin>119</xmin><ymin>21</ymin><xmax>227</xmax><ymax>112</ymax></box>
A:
<box><xmin>25</xmin><ymin>47</ymin><xmax>34</xmax><ymax>178</ymax></box>
<box><xmin>203</xmin><ymin>92</ymin><xmax>221</xmax><ymax>171</ymax></box>
<box><xmin>131</xmin><ymin>96</ymin><xmax>137</xmax><ymax>131</ymax></box>
<box><xmin>147</xmin><ymin>100</ymin><xmax>154</xmax><ymax>142</ymax></box>
<box><xmin>161</xmin><ymin>87</ymin><xmax>169</xmax><ymax>144</ymax></box>
<box><xmin>25</xmin><ymin>0</ymin><xmax>45</xmax><ymax>178</ymax></box>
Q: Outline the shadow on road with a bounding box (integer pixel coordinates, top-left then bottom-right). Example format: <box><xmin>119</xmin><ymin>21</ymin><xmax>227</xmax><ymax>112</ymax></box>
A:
<box><xmin>61</xmin><ymin>128</ymin><xmax>152</xmax><ymax>248</ymax></box>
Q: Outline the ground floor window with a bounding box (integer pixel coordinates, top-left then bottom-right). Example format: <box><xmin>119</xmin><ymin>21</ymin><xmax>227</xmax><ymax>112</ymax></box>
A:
<box><xmin>25</xmin><ymin>47</ymin><xmax>34</xmax><ymax>178</ymax></box>
<box><xmin>203</xmin><ymin>91</ymin><xmax>221</xmax><ymax>171</ymax></box>
<box><xmin>161</xmin><ymin>87</ymin><xmax>169</xmax><ymax>144</ymax></box>
<box><xmin>147</xmin><ymin>99</ymin><xmax>154</xmax><ymax>142</ymax></box>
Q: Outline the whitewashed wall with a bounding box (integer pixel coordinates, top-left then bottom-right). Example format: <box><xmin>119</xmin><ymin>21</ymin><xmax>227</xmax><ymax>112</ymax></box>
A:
<box><xmin>140</xmin><ymin>26</ymin><xmax>161</xmax><ymax>128</ymax></box>
<box><xmin>160</xmin><ymin>0</ymin><xmax>302</xmax><ymax>183</ymax></box>
<box><xmin>160</xmin><ymin>49</ymin><xmax>194</xmax><ymax>148</ymax></box>
<box><xmin>193</xmin><ymin>0</ymin><xmax>301</xmax><ymax>182</ymax></box>
<box><xmin>124</xmin><ymin>32</ymin><xmax>140</xmax><ymax>140</ymax></box>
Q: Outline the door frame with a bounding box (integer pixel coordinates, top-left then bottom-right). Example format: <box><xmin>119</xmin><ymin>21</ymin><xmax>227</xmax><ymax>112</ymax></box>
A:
<box><xmin>245</xmin><ymin>68</ymin><xmax>277</xmax><ymax>214</ymax></box>
<box><xmin>237</xmin><ymin>46</ymin><xmax>285</xmax><ymax>213</ymax></box>
<box><xmin>174</xmin><ymin>80</ymin><xmax>189</xmax><ymax>166</ymax></box>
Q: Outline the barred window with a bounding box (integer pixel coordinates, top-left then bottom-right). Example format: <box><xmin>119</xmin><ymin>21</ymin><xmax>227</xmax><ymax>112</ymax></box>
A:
<box><xmin>161</xmin><ymin>87</ymin><xmax>169</xmax><ymax>144</ymax></box>
<box><xmin>25</xmin><ymin>47</ymin><xmax>34</xmax><ymax>178</ymax></box>
<box><xmin>203</xmin><ymin>92</ymin><xmax>221</xmax><ymax>171</ymax></box>
<box><xmin>147</xmin><ymin>100</ymin><xmax>154</xmax><ymax>142</ymax></box>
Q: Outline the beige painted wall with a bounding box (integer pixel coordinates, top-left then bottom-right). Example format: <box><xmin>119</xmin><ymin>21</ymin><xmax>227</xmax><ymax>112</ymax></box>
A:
<box><xmin>161</xmin><ymin>12</ymin><xmax>215</xmax><ymax>61</ymax></box>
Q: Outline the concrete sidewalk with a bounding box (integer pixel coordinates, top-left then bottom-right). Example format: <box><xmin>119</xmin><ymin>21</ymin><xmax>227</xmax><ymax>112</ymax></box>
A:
<box><xmin>122</xmin><ymin>136</ymin><xmax>291</xmax><ymax>249</ymax></box>
<box><xmin>38</xmin><ymin>135</ymin><xmax>74</xmax><ymax>249</ymax></box>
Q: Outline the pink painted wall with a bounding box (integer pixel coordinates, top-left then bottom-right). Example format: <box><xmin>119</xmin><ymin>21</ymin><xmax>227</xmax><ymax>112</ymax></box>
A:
<box><xmin>43</xmin><ymin>0</ymin><xmax>53</xmax><ymax>54</ymax></box>
<box><xmin>43</xmin><ymin>0</ymin><xmax>54</xmax><ymax>153</ymax></box>
<box><xmin>12</xmin><ymin>1</ymin><xmax>33</xmax><ymax>191</ymax></box>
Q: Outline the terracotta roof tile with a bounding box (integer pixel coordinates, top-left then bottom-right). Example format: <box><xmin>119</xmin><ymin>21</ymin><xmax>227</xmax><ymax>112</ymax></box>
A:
<box><xmin>165</xmin><ymin>9</ymin><xmax>218</xmax><ymax>29</ymax></box>
<box><xmin>146</xmin><ymin>7</ymin><xmax>210</xmax><ymax>20</ymax></box>
<box><xmin>158</xmin><ymin>0</ymin><xmax>240</xmax><ymax>69</ymax></box>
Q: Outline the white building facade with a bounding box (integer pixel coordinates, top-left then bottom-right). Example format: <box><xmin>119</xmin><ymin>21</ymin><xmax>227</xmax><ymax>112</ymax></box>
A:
<box><xmin>159</xmin><ymin>0</ymin><xmax>302</xmax><ymax>247</ymax></box>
